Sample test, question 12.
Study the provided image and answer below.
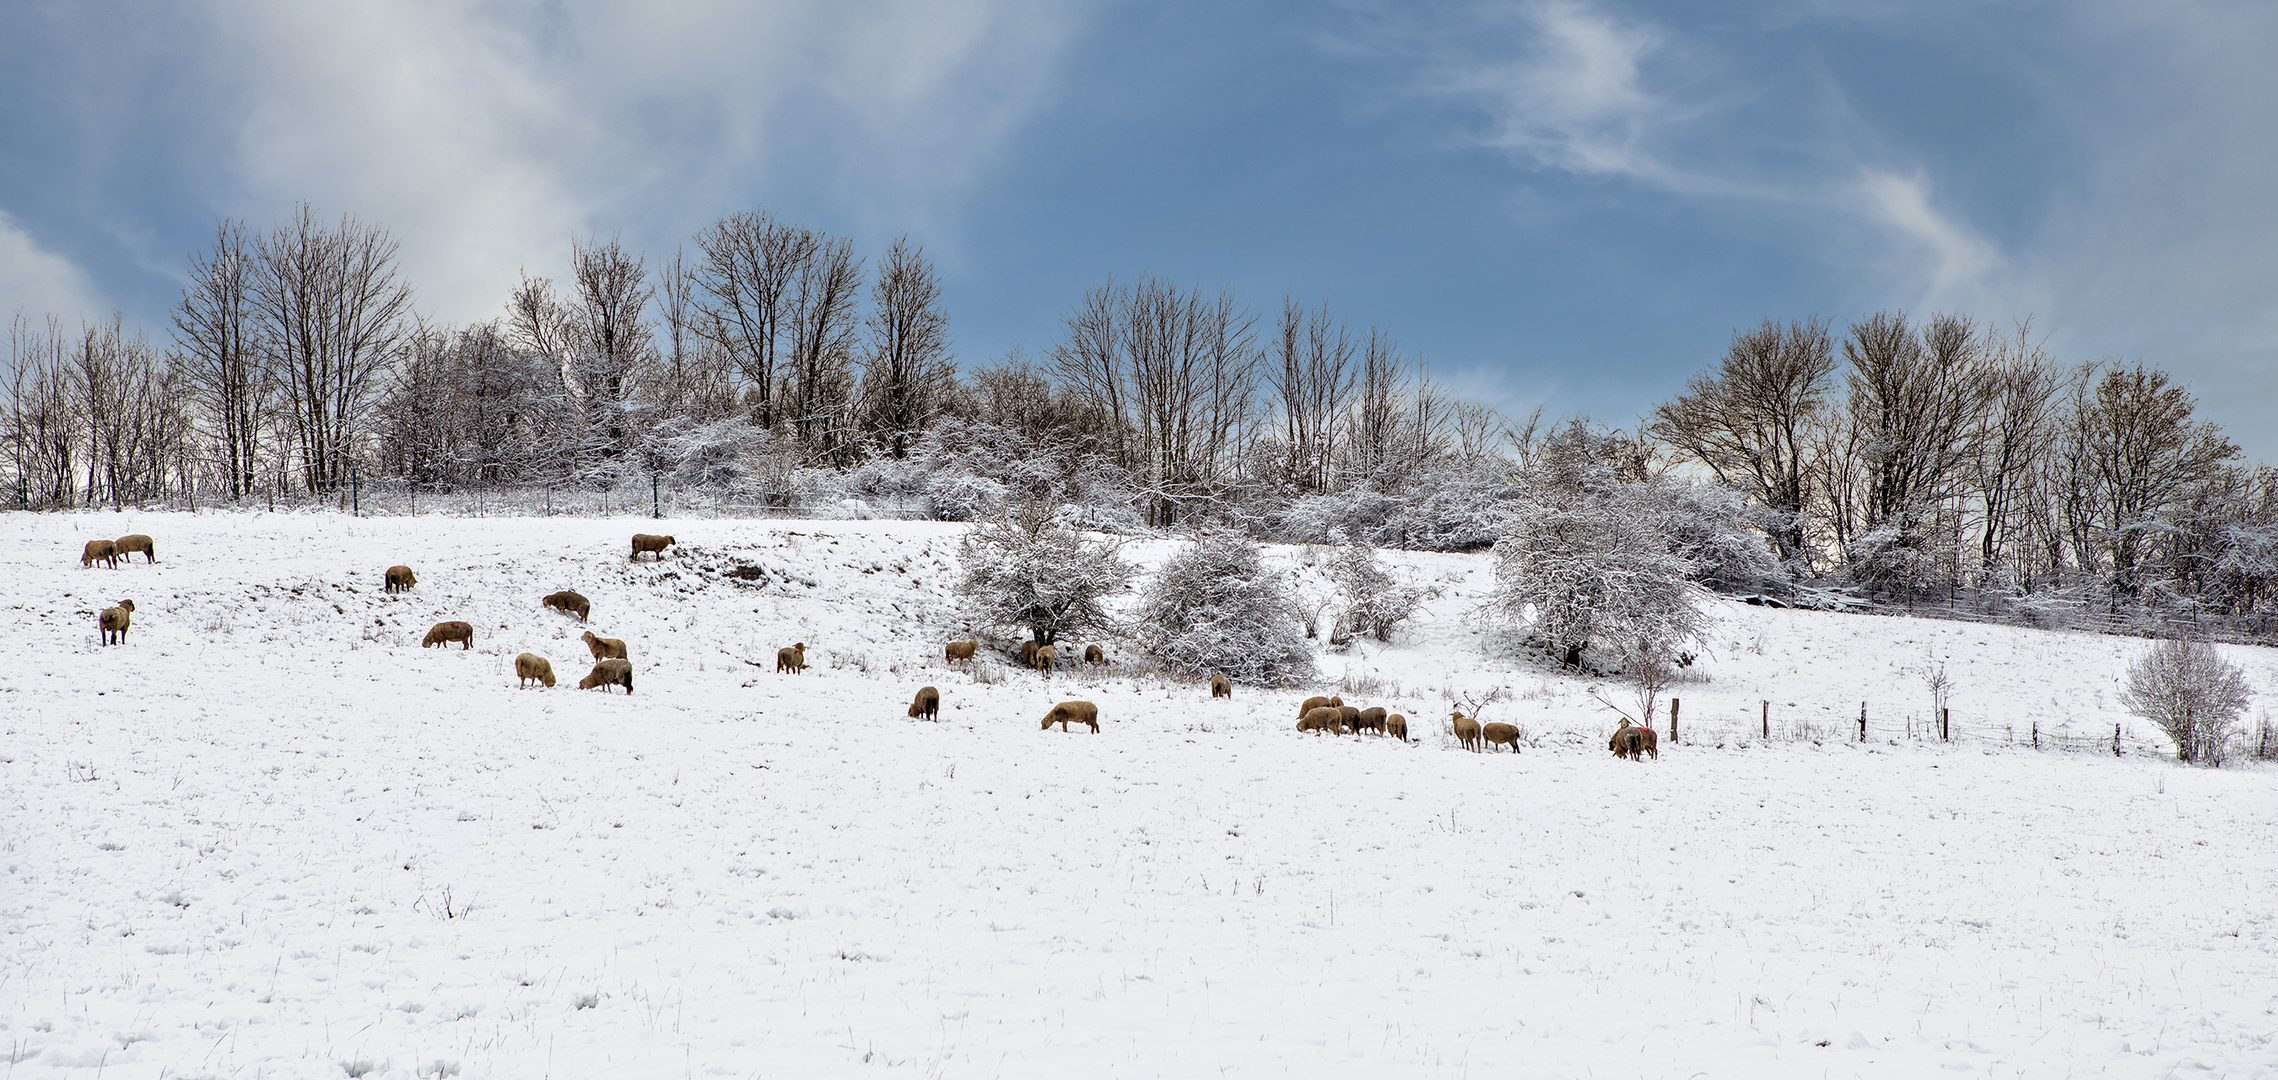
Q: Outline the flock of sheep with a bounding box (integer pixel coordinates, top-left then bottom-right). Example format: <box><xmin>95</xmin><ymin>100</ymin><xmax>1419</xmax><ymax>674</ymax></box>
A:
<box><xmin>72</xmin><ymin>527</ymin><xmax>1658</xmax><ymax>759</ymax></box>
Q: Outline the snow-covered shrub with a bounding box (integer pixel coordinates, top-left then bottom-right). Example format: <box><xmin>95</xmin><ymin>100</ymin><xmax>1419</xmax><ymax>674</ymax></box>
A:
<box><xmin>924</xmin><ymin>472</ymin><xmax>1008</xmax><ymax>522</ymax></box>
<box><xmin>1331</xmin><ymin>542</ymin><xmax>1423</xmax><ymax>643</ymax></box>
<box><xmin>1134</xmin><ymin>535</ymin><xmax>1315</xmax><ymax>687</ymax></box>
<box><xmin>1491</xmin><ymin>492</ymin><xmax>1706</xmax><ymax>670</ymax></box>
<box><xmin>954</xmin><ymin>513</ymin><xmax>1134</xmax><ymax>646</ymax></box>
<box><xmin>1651</xmin><ymin>480</ymin><xmax>1778</xmax><ymax>591</ymax></box>
<box><xmin>2120</xmin><ymin>637</ymin><xmax>2254</xmax><ymax>765</ymax></box>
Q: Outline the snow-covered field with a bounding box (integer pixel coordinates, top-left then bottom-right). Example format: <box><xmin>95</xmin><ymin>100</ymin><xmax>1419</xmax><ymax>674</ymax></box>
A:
<box><xmin>4</xmin><ymin>511</ymin><xmax>2276</xmax><ymax>1079</ymax></box>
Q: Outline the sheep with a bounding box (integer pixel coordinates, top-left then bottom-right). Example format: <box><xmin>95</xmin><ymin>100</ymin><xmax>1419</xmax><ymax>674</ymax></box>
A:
<box><xmin>1337</xmin><ymin>705</ymin><xmax>1361</xmax><ymax>732</ymax></box>
<box><xmin>1355</xmin><ymin>706</ymin><xmax>1388</xmax><ymax>735</ymax></box>
<box><xmin>114</xmin><ymin>534</ymin><xmax>156</xmax><ymax>563</ymax></box>
<box><xmin>777</xmin><ymin>642</ymin><xmax>807</xmax><ymax>674</ymax></box>
<box><xmin>1040</xmin><ymin>700</ymin><xmax>1100</xmax><ymax>733</ymax></box>
<box><xmin>1297</xmin><ymin>706</ymin><xmax>1344</xmax><ymax>734</ymax></box>
<box><xmin>579</xmin><ymin>658</ymin><xmax>633</xmax><ymax>694</ymax></box>
<box><xmin>422</xmin><ymin>621</ymin><xmax>474</xmax><ymax>649</ymax></box>
<box><xmin>1033</xmin><ymin>644</ymin><xmax>1056</xmax><ymax>675</ymax></box>
<box><xmin>384</xmin><ymin>565</ymin><xmax>417</xmax><ymax>593</ymax></box>
<box><xmin>945</xmin><ymin>640</ymin><xmax>978</xmax><ymax>664</ymax></box>
<box><xmin>1084</xmin><ymin>644</ymin><xmax>1106</xmax><ymax>666</ymax></box>
<box><xmin>515</xmin><ymin>653</ymin><xmax>557</xmax><ymax>688</ymax></box>
<box><xmin>81</xmin><ymin>539</ymin><xmax>119</xmax><ymax>569</ymax></box>
<box><xmin>541</xmin><ymin>590</ymin><xmax>591</xmax><ymax>623</ymax></box>
<box><xmin>631</xmin><ymin>533</ymin><xmax>676</xmax><ymax>561</ymax></box>
<box><xmin>1299</xmin><ymin>695</ymin><xmax>1334</xmax><ymax>717</ymax></box>
<box><xmin>581</xmin><ymin>630</ymin><xmax>628</xmax><ymax>661</ymax></box>
<box><xmin>1611</xmin><ymin>719</ymin><xmax>1660</xmax><ymax>760</ymax></box>
<box><xmin>1385</xmin><ymin>713</ymin><xmax>1409</xmax><ymax>742</ymax></box>
<box><xmin>98</xmin><ymin>599</ymin><xmax>134</xmax><ymax>645</ymax></box>
<box><xmin>908</xmin><ymin>685</ymin><xmax>941</xmax><ymax>721</ymax></box>
<box><xmin>1451</xmin><ymin>711</ymin><xmax>1482</xmax><ymax>752</ymax></box>
<box><xmin>1483</xmin><ymin>721</ymin><xmax>1521</xmax><ymax>753</ymax></box>
<box><xmin>1211</xmin><ymin>674</ymin><xmax>1232</xmax><ymax>699</ymax></box>
<box><xmin>1020</xmin><ymin>640</ymin><xmax>1039</xmax><ymax>668</ymax></box>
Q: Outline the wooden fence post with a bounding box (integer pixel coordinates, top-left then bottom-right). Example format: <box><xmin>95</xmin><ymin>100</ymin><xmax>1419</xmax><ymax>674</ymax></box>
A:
<box><xmin>1669</xmin><ymin>698</ymin><xmax>1680</xmax><ymax>745</ymax></box>
<box><xmin>2113</xmin><ymin>723</ymin><xmax>2122</xmax><ymax>757</ymax></box>
<box><xmin>1858</xmin><ymin>701</ymin><xmax>1867</xmax><ymax>742</ymax></box>
<box><xmin>1761</xmin><ymin>700</ymin><xmax>1770</xmax><ymax>740</ymax></box>
<box><xmin>1940</xmin><ymin>707</ymin><xmax>1949</xmax><ymax>742</ymax></box>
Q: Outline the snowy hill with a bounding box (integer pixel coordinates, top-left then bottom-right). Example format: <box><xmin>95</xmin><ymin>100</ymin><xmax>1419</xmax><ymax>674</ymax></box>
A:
<box><xmin>4</xmin><ymin>511</ymin><xmax>2276</xmax><ymax>1078</ymax></box>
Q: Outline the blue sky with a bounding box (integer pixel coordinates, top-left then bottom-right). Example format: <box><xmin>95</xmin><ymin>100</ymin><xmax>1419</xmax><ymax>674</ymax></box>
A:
<box><xmin>4</xmin><ymin>0</ymin><xmax>2276</xmax><ymax>456</ymax></box>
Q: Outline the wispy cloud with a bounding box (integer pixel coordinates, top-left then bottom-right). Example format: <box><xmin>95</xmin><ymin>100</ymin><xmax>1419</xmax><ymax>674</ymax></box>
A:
<box><xmin>0</xmin><ymin>211</ymin><xmax>105</xmax><ymax>325</ymax></box>
<box><xmin>1855</xmin><ymin>169</ymin><xmax>2000</xmax><ymax>301</ymax></box>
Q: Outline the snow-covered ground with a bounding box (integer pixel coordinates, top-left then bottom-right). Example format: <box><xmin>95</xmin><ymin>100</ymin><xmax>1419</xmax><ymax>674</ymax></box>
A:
<box><xmin>4</xmin><ymin>510</ymin><xmax>2275</xmax><ymax>1079</ymax></box>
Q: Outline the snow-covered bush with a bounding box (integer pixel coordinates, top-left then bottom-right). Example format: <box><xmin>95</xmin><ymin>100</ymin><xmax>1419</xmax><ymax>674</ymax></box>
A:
<box><xmin>954</xmin><ymin>513</ymin><xmax>1133</xmax><ymax>646</ymax></box>
<box><xmin>2120</xmin><ymin>637</ymin><xmax>2254</xmax><ymax>765</ymax></box>
<box><xmin>1331</xmin><ymin>542</ymin><xmax>1423</xmax><ymax>643</ymax></box>
<box><xmin>1491</xmin><ymin>493</ymin><xmax>1706</xmax><ymax>670</ymax></box>
<box><xmin>1134</xmin><ymin>535</ymin><xmax>1315</xmax><ymax>687</ymax></box>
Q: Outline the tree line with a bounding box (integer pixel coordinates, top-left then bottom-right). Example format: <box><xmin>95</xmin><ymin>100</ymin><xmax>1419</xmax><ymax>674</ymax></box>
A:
<box><xmin>6</xmin><ymin>203</ymin><xmax>2275</xmax><ymax>623</ymax></box>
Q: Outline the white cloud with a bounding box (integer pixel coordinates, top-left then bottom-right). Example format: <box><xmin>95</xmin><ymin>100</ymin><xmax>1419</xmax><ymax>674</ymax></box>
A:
<box><xmin>1855</xmin><ymin>169</ymin><xmax>1999</xmax><ymax>302</ymax></box>
<box><xmin>0</xmin><ymin>211</ymin><xmax>106</xmax><ymax>325</ymax></box>
<box><xmin>195</xmin><ymin>0</ymin><xmax>1081</xmax><ymax>324</ymax></box>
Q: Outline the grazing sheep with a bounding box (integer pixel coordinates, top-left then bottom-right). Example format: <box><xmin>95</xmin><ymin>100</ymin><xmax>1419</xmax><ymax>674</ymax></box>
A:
<box><xmin>908</xmin><ymin>685</ymin><xmax>941</xmax><ymax>721</ymax></box>
<box><xmin>1386</xmin><ymin>713</ymin><xmax>1409</xmax><ymax>742</ymax></box>
<box><xmin>579</xmin><ymin>658</ymin><xmax>633</xmax><ymax>694</ymax></box>
<box><xmin>1299</xmin><ymin>695</ymin><xmax>1334</xmax><ymax>717</ymax></box>
<box><xmin>1084</xmin><ymin>644</ymin><xmax>1106</xmax><ymax>666</ymax></box>
<box><xmin>1483</xmin><ymin>721</ymin><xmax>1521</xmax><ymax>753</ymax></box>
<box><xmin>1611</xmin><ymin>719</ymin><xmax>1659</xmax><ymax>760</ymax></box>
<box><xmin>631</xmin><ymin>533</ymin><xmax>676</xmax><ymax>561</ymax></box>
<box><xmin>945</xmin><ymin>640</ymin><xmax>978</xmax><ymax>664</ymax></box>
<box><xmin>581</xmin><ymin>630</ymin><xmax>628</xmax><ymax>661</ymax></box>
<box><xmin>1337</xmin><ymin>705</ymin><xmax>1361</xmax><ymax>732</ymax></box>
<box><xmin>776</xmin><ymin>642</ymin><xmax>807</xmax><ymax>674</ymax></box>
<box><xmin>384</xmin><ymin>564</ymin><xmax>417</xmax><ymax>593</ymax></box>
<box><xmin>1020</xmin><ymin>640</ymin><xmax>1039</xmax><ymax>668</ymax></box>
<box><xmin>422</xmin><ymin>621</ymin><xmax>474</xmax><ymax>649</ymax></box>
<box><xmin>515</xmin><ymin>653</ymin><xmax>557</xmax><ymax>688</ymax></box>
<box><xmin>1297</xmin><ymin>706</ymin><xmax>1345</xmax><ymax>734</ymax></box>
<box><xmin>541</xmin><ymin>590</ymin><xmax>591</xmax><ymax>622</ymax></box>
<box><xmin>1040</xmin><ymin>700</ymin><xmax>1100</xmax><ymax>733</ymax></box>
<box><xmin>1033</xmin><ymin>644</ymin><xmax>1056</xmax><ymax>675</ymax></box>
<box><xmin>81</xmin><ymin>539</ymin><xmax>119</xmax><ymax>569</ymax></box>
<box><xmin>97</xmin><ymin>599</ymin><xmax>134</xmax><ymax>645</ymax></box>
<box><xmin>1211</xmin><ymin>674</ymin><xmax>1232</xmax><ymax>698</ymax></box>
<box><xmin>1355</xmin><ymin>706</ymin><xmax>1388</xmax><ymax>735</ymax></box>
<box><xmin>114</xmin><ymin>534</ymin><xmax>156</xmax><ymax>563</ymax></box>
<box><xmin>1451</xmin><ymin>711</ymin><xmax>1482</xmax><ymax>752</ymax></box>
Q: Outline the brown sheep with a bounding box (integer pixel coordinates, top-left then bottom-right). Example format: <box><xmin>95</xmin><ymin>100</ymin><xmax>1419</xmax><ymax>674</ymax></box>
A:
<box><xmin>422</xmin><ymin>621</ymin><xmax>474</xmax><ymax>649</ymax></box>
<box><xmin>1033</xmin><ymin>644</ymin><xmax>1057</xmax><ymax>675</ymax></box>
<box><xmin>1451</xmin><ymin>711</ymin><xmax>1482</xmax><ymax>752</ymax></box>
<box><xmin>1297</xmin><ymin>706</ymin><xmax>1344</xmax><ymax>734</ymax></box>
<box><xmin>1298</xmin><ymin>695</ymin><xmax>1334</xmax><ymax>717</ymax></box>
<box><xmin>1040</xmin><ymin>700</ymin><xmax>1100</xmax><ymax>733</ymax></box>
<box><xmin>81</xmin><ymin>539</ymin><xmax>119</xmax><ymax>569</ymax></box>
<box><xmin>98</xmin><ymin>599</ymin><xmax>134</xmax><ymax>645</ymax></box>
<box><xmin>1355</xmin><ymin>706</ymin><xmax>1388</xmax><ymax>735</ymax></box>
<box><xmin>515</xmin><ymin>653</ymin><xmax>557</xmax><ymax>688</ymax></box>
<box><xmin>384</xmin><ymin>565</ymin><xmax>417</xmax><ymax>593</ymax></box>
<box><xmin>908</xmin><ymin>685</ymin><xmax>941</xmax><ymax>721</ymax></box>
<box><xmin>1337</xmin><ymin>705</ymin><xmax>1361</xmax><ymax>731</ymax></box>
<box><xmin>1020</xmin><ymin>640</ymin><xmax>1039</xmax><ymax>668</ymax></box>
<box><xmin>777</xmin><ymin>642</ymin><xmax>807</xmax><ymax>674</ymax></box>
<box><xmin>114</xmin><ymin>534</ymin><xmax>156</xmax><ymax>563</ymax></box>
<box><xmin>1386</xmin><ymin>713</ymin><xmax>1409</xmax><ymax>742</ymax></box>
<box><xmin>631</xmin><ymin>534</ymin><xmax>676</xmax><ymax>561</ymax></box>
<box><xmin>541</xmin><ymin>590</ymin><xmax>591</xmax><ymax>622</ymax></box>
<box><xmin>579</xmin><ymin>658</ymin><xmax>633</xmax><ymax>693</ymax></box>
<box><xmin>945</xmin><ymin>640</ymin><xmax>978</xmax><ymax>664</ymax></box>
<box><xmin>1483</xmin><ymin>721</ymin><xmax>1521</xmax><ymax>753</ymax></box>
<box><xmin>1084</xmin><ymin>644</ymin><xmax>1106</xmax><ymax>666</ymax></box>
<box><xmin>1211</xmin><ymin>674</ymin><xmax>1232</xmax><ymax>699</ymax></box>
<box><xmin>1611</xmin><ymin>719</ymin><xmax>1660</xmax><ymax>760</ymax></box>
<box><xmin>581</xmin><ymin>630</ymin><xmax>628</xmax><ymax>661</ymax></box>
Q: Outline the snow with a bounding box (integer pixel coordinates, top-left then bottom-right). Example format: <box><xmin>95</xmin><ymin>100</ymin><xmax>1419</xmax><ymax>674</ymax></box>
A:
<box><xmin>4</xmin><ymin>510</ymin><xmax>2276</xmax><ymax>1078</ymax></box>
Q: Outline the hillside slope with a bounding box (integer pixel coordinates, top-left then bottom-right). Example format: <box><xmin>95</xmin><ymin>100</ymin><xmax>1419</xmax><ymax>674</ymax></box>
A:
<box><xmin>4</xmin><ymin>511</ymin><xmax>2275</xmax><ymax>1079</ymax></box>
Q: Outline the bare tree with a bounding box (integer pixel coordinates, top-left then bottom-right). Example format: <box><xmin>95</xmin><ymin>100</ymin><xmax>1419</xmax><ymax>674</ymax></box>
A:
<box><xmin>860</xmin><ymin>235</ymin><xmax>953</xmax><ymax>458</ymax></box>
<box><xmin>2121</xmin><ymin>637</ymin><xmax>2253</xmax><ymax>765</ymax></box>
<box><xmin>1971</xmin><ymin>322</ymin><xmax>2063</xmax><ymax>585</ymax></box>
<box><xmin>252</xmin><ymin>204</ymin><xmax>413</xmax><ymax>492</ymax></box>
<box><xmin>654</xmin><ymin>247</ymin><xmax>738</xmax><ymax>422</ymax></box>
<box><xmin>692</xmin><ymin>211</ymin><xmax>811</xmax><ymax>429</ymax></box>
<box><xmin>783</xmin><ymin>233</ymin><xmax>863</xmax><ymax>463</ymax></box>
<box><xmin>2065</xmin><ymin>362</ymin><xmax>2239</xmax><ymax>598</ymax></box>
<box><xmin>1649</xmin><ymin>318</ymin><xmax>1835</xmax><ymax>568</ymax></box>
<box><xmin>3</xmin><ymin>313</ymin><xmax>78</xmax><ymax>507</ymax></box>
<box><xmin>1265</xmin><ymin>298</ymin><xmax>1353</xmax><ymax>493</ymax></box>
<box><xmin>173</xmin><ymin>219</ymin><xmax>268</xmax><ymax>499</ymax></box>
